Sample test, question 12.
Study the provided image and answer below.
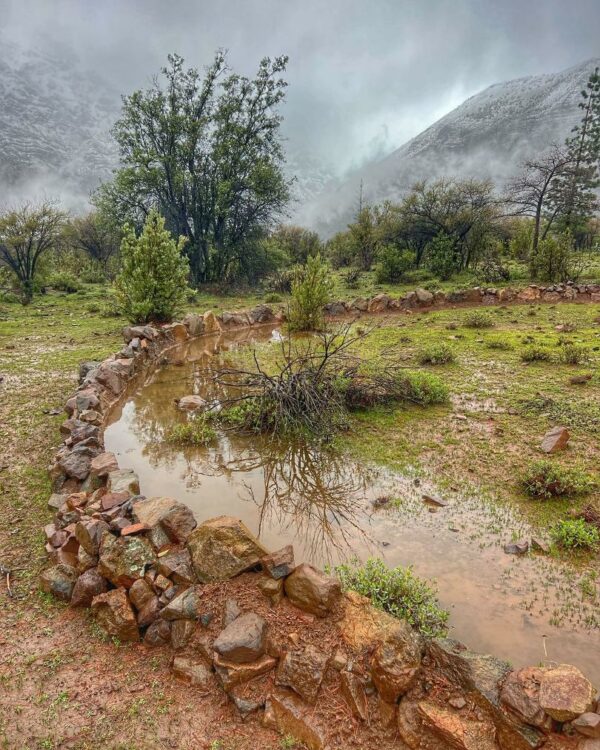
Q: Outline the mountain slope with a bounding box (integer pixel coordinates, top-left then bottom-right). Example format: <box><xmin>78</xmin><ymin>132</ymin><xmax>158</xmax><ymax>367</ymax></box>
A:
<box><xmin>296</xmin><ymin>58</ymin><xmax>600</xmax><ymax>236</ymax></box>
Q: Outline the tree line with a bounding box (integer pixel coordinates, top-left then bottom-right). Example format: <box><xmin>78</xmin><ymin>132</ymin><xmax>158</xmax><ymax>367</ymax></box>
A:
<box><xmin>1</xmin><ymin>56</ymin><xmax>599</xmax><ymax>310</ymax></box>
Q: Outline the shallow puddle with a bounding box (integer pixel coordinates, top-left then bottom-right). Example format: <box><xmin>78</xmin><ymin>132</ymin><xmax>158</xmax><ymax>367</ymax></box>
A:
<box><xmin>105</xmin><ymin>327</ymin><xmax>600</xmax><ymax>682</ymax></box>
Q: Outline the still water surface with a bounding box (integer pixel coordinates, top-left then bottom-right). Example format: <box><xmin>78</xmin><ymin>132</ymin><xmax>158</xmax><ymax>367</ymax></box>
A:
<box><xmin>105</xmin><ymin>327</ymin><xmax>600</xmax><ymax>682</ymax></box>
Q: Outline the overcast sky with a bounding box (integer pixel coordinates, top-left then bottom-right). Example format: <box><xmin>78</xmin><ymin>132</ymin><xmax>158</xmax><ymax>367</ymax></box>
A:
<box><xmin>2</xmin><ymin>0</ymin><xmax>599</xmax><ymax>175</ymax></box>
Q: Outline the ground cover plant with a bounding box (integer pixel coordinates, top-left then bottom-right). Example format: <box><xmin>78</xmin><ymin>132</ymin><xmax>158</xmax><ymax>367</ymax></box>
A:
<box><xmin>521</xmin><ymin>459</ymin><xmax>594</xmax><ymax>498</ymax></box>
<box><xmin>552</xmin><ymin>519</ymin><xmax>600</xmax><ymax>551</ymax></box>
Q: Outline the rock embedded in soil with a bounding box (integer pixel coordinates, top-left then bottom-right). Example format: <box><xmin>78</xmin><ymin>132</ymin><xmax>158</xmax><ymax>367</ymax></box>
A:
<box><xmin>70</xmin><ymin>568</ymin><xmax>108</xmax><ymax>607</ymax></box>
<box><xmin>540</xmin><ymin>425</ymin><xmax>570</xmax><ymax>454</ymax></box>
<box><xmin>186</xmin><ymin>515</ymin><xmax>269</xmax><ymax>582</ymax></box>
<box><xmin>370</xmin><ymin>625</ymin><xmax>423</xmax><ymax>703</ymax></box>
<box><xmin>257</xmin><ymin>575</ymin><xmax>284</xmax><ymax>605</ymax></box>
<box><xmin>171</xmin><ymin>619</ymin><xmax>195</xmax><ymax>650</ymax></box>
<box><xmin>283</xmin><ymin>563</ymin><xmax>341</xmax><ymax>617</ymax></box>
<box><xmin>214</xmin><ymin>653</ymin><xmax>277</xmax><ymax>691</ymax></box>
<box><xmin>213</xmin><ymin>612</ymin><xmax>267</xmax><ymax>664</ymax></box>
<box><xmin>269</xmin><ymin>688</ymin><xmax>327</xmax><ymax>750</ymax></box>
<box><xmin>539</xmin><ymin>664</ymin><xmax>595</xmax><ymax>722</ymax></box>
<box><xmin>97</xmin><ymin>531</ymin><xmax>156</xmax><ymax>588</ymax></box>
<box><xmin>144</xmin><ymin>619</ymin><xmax>171</xmax><ymax>647</ymax></box>
<box><xmin>340</xmin><ymin>670</ymin><xmax>368</xmax><ymax>721</ymax></box>
<box><xmin>222</xmin><ymin>598</ymin><xmax>242</xmax><ymax>627</ymax></box>
<box><xmin>261</xmin><ymin>545</ymin><xmax>294</xmax><ymax>580</ymax></box>
<box><xmin>91</xmin><ymin>588</ymin><xmax>139</xmax><ymax>642</ymax></box>
<box><xmin>172</xmin><ymin>656</ymin><xmax>212</xmax><ymax>687</ymax></box>
<box><xmin>40</xmin><ymin>563</ymin><xmax>79</xmax><ymax>601</ymax></box>
<box><xmin>504</xmin><ymin>540</ymin><xmax>529</xmax><ymax>555</ymax></box>
<box><xmin>275</xmin><ymin>645</ymin><xmax>330</xmax><ymax>704</ymax></box>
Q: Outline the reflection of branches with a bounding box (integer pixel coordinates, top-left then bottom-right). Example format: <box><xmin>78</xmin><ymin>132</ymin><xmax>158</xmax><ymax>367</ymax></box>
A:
<box><xmin>240</xmin><ymin>440</ymin><xmax>378</xmax><ymax>565</ymax></box>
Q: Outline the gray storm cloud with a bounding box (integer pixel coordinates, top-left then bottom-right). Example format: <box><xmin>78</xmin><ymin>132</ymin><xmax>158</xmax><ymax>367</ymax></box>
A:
<box><xmin>1</xmin><ymin>0</ymin><xmax>599</xmax><ymax>177</ymax></box>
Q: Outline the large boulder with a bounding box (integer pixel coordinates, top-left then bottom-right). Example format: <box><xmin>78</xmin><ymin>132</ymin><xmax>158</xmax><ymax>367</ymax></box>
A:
<box><xmin>368</xmin><ymin>293</ymin><xmax>391</xmax><ymax>313</ymax></box>
<box><xmin>539</xmin><ymin>664</ymin><xmax>595</xmax><ymax>722</ymax></box>
<box><xmin>58</xmin><ymin>443</ymin><xmax>99</xmax><ymax>481</ymax></box>
<box><xmin>186</xmin><ymin>516</ymin><xmax>268</xmax><ymax>582</ymax></box>
<box><xmin>91</xmin><ymin>588</ymin><xmax>139</xmax><ymax>641</ymax></box>
<box><xmin>248</xmin><ymin>305</ymin><xmax>275</xmax><ymax>325</ymax></box>
<box><xmin>202</xmin><ymin>310</ymin><xmax>222</xmax><ymax>334</ymax></box>
<box><xmin>339</xmin><ymin>591</ymin><xmax>401</xmax><ymax>649</ymax></box>
<box><xmin>284</xmin><ymin>563</ymin><xmax>341</xmax><ymax>617</ymax></box>
<box><xmin>98</xmin><ymin>532</ymin><xmax>155</xmax><ymax>588</ymax></box>
<box><xmin>182</xmin><ymin>313</ymin><xmax>205</xmax><ymax>337</ymax></box>
<box><xmin>70</xmin><ymin>568</ymin><xmax>108</xmax><ymax>607</ymax></box>
<box><xmin>398</xmin><ymin>699</ymin><xmax>499</xmax><ymax>750</ymax></box>
<box><xmin>371</xmin><ymin>624</ymin><xmax>423</xmax><ymax>703</ymax></box>
<box><xmin>213</xmin><ymin>612</ymin><xmax>267</xmax><ymax>664</ymax></box>
<box><xmin>275</xmin><ymin>645</ymin><xmax>330</xmax><ymax>704</ymax></box>
<box><xmin>40</xmin><ymin>563</ymin><xmax>79</xmax><ymax>601</ymax></box>
<box><xmin>132</xmin><ymin>496</ymin><xmax>197</xmax><ymax>544</ymax></box>
<box><xmin>415</xmin><ymin>288</ymin><xmax>434</xmax><ymax>305</ymax></box>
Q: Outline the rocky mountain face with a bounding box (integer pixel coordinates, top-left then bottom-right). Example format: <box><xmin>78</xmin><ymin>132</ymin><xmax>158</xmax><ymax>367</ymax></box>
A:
<box><xmin>0</xmin><ymin>39</ymin><xmax>118</xmax><ymax>209</ymax></box>
<box><xmin>294</xmin><ymin>58</ymin><xmax>600</xmax><ymax>236</ymax></box>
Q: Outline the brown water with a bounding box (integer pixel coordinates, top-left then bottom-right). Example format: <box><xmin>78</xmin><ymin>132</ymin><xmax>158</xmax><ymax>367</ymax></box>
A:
<box><xmin>105</xmin><ymin>327</ymin><xmax>600</xmax><ymax>682</ymax></box>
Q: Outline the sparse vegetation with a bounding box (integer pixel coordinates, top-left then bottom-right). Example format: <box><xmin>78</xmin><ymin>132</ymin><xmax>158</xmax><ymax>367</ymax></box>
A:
<box><xmin>552</xmin><ymin>519</ymin><xmax>600</xmax><ymax>550</ymax></box>
<box><xmin>331</xmin><ymin>557</ymin><xmax>449</xmax><ymax>637</ymax></box>
<box><xmin>520</xmin><ymin>344</ymin><xmax>553</xmax><ymax>362</ymax></box>
<box><xmin>464</xmin><ymin>310</ymin><xmax>494</xmax><ymax>328</ymax></box>
<box><xmin>166</xmin><ymin>418</ymin><xmax>217</xmax><ymax>446</ymax></box>
<box><xmin>287</xmin><ymin>254</ymin><xmax>332</xmax><ymax>332</ymax></box>
<box><xmin>418</xmin><ymin>342</ymin><xmax>456</xmax><ymax>365</ymax></box>
<box><xmin>522</xmin><ymin>460</ymin><xmax>594</xmax><ymax>498</ymax></box>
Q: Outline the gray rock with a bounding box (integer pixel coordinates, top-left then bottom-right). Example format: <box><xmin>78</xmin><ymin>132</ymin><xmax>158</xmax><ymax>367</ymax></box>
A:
<box><xmin>213</xmin><ymin>612</ymin><xmax>267</xmax><ymax>664</ymax></box>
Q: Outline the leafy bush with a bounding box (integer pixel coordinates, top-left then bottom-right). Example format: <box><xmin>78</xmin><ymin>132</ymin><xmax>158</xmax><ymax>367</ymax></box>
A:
<box><xmin>394</xmin><ymin>371</ymin><xmax>449</xmax><ymax>405</ymax></box>
<box><xmin>464</xmin><ymin>311</ymin><xmax>494</xmax><ymax>329</ymax></box>
<box><xmin>522</xmin><ymin>460</ymin><xmax>594</xmax><ymax>499</ymax></box>
<box><xmin>418</xmin><ymin>342</ymin><xmax>456</xmax><ymax>365</ymax></box>
<box><xmin>486</xmin><ymin>337</ymin><xmax>514</xmax><ymax>351</ymax></box>
<box><xmin>426</xmin><ymin>233</ymin><xmax>459</xmax><ymax>281</ymax></box>
<box><xmin>166</xmin><ymin>418</ymin><xmax>216</xmax><ymax>446</ymax></box>
<box><xmin>288</xmin><ymin>254</ymin><xmax>332</xmax><ymax>332</ymax></box>
<box><xmin>115</xmin><ymin>210</ymin><xmax>189</xmax><ymax>324</ymax></box>
<box><xmin>375</xmin><ymin>246</ymin><xmax>415</xmax><ymax>284</ymax></box>
<box><xmin>264</xmin><ymin>292</ymin><xmax>282</xmax><ymax>303</ymax></box>
<box><xmin>46</xmin><ymin>271</ymin><xmax>81</xmax><ymax>293</ymax></box>
<box><xmin>476</xmin><ymin>247</ymin><xmax>511</xmax><ymax>284</ymax></box>
<box><xmin>520</xmin><ymin>344</ymin><xmax>553</xmax><ymax>362</ymax></box>
<box><xmin>551</xmin><ymin>519</ymin><xmax>599</xmax><ymax>551</ymax></box>
<box><xmin>331</xmin><ymin>557</ymin><xmax>449</xmax><ymax>637</ymax></box>
<box><xmin>560</xmin><ymin>344</ymin><xmax>588</xmax><ymax>365</ymax></box>
<box><xmin>529</xmin><ymin>231</ymin><xmax>581</xmax><ymax>283</ymax></box>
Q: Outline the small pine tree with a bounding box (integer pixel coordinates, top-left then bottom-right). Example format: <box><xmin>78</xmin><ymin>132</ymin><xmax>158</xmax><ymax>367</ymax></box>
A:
<box><xmin>288</xmin><ymin>254</ymin><xmax>333</xmax><ymax>331</ymax></box>
<box><xmin>115</xmin><ymin>210</ymin><xmax>189</xmax><ymax>323</ymax></box>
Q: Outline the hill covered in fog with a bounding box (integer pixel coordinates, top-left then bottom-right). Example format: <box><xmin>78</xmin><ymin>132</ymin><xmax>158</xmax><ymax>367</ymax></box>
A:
<box><xmin>294</xmin><ymin>58</ymin><xmax>600</xmax><ymax>236</ymax></box>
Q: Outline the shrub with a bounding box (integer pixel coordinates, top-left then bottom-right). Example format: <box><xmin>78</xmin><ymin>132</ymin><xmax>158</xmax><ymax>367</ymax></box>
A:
<box><xmin>520</xmin><ymin>345</ymin><xmax>553</xmax><ymax>362</ymax></box>
<box><xmin>46</xmin><ymin>271</ymin><xmax>81</xmax><ymax>293</ymax></box>
<box><xmin>264</xmin><ymin>292</ymin><xmax>282</xmax><ymax>303</ymax></box>
<box><xmin>529</xmin><ymin>231</ymin><xmax>582</xmax><ymax>283</ymax></box>
<box><xmin>115</xmin><ymin>210</ymin><xmax>189</xmax><ymax>324</ymax></box>
<box><xmin>560</xmin><ymin>344</ymin><xmax>588</xmax><ymax>365</ymax></box>
<box><xmin>394</xmin><ymin>371</ymin><xmax>449</xmax><ymax>405</ymax></box>
<box><xmin>267</xmin><ymin>268</ymin><xmax>295</xmax><ymax>294</ymax></box>
<box><xmin>166</xmin><ymin>418</ymin><xmax>216</xmax><ymax>446</ymax></box>
<box><xmin>330</xmin><ymin>557</ymin><xmax>449</xmax><ymax>637</ymax></box>
<box><xmin>522</xmin><ymin>460</ymin><xmax>594</xmax><ymax>499</ymax></box>
<box><xmin>551</xmin><ymin>519</ymin><xmax>599</xmax><ymax>551</ymax></box>
<box><xmin>418</xmin><ymin>342</ymin><xmax>456</xmax><ymax>365</ymax></box>
<box><xmin>288</xmin><ymin>254</ymin><xmax>332</xmax><ymax>332</ymax></box>
<box><xmin>464</xmin><ymin>311</ymin><xmax>494</xmax><ymax>329</ymax></box>
<box><xmin>343</xmin><ymin>267</ymin><xmax>362</xmax><ymax>289</ymax></box>
<box><xmin>426</xmin><ymin>233</ymin><xmax>459</xmax><ymax>281</ymax></box>
<box><xmin>486</xmin><ymin>337</ymin><xmax>514</xmax><ymax>351</ymax></box>
<box><xmin>375</xmin><ymin>246</ymin><xmax>415</xmax><ymax>284</ymax></box>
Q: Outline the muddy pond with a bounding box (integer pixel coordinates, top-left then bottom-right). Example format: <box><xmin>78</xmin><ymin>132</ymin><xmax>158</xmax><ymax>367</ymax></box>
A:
<box><xmin>105</xmin><ymin>327</ymin><xmax>600</xmax><ymax>683</ymax></box>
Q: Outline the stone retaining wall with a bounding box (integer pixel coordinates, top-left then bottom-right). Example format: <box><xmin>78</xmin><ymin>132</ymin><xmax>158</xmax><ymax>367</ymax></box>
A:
<box><xmin>40</xmin><ymin>286</ymin><xmax>600</xmax><ymax>749</ymax></box>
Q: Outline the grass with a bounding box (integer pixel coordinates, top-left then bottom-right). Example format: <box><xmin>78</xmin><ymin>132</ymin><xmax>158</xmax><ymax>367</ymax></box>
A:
<box><xmin>463</xmin><ymin>310</ymin><xmax>494</xmax><ymax>329</ymax></box>
<box><xmin>330</xmin><ymin>557</ymin><xmax>449</xmax><ymax>637</ymax></box>
<box><xmin>166</xmin><ymin>418</ymin><xmax>217</xmax><ymax>446</ymax></box>
<box><xmin>417</xmin><ymin>342</ymin><xmax>456</xmax><ymax>365</ymax></box>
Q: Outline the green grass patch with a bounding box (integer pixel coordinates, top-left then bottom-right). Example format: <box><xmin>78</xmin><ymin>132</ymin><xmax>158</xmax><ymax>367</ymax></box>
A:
<box><xmin>551</xmin><ymin>519</ymin><xmax>600</xmax><ymax>551</ymax></box>
<box><xmin>463</xmin><ymin>311</ymin><xmax>494</xmax><ymax>329</ymax></box>
<box><xmin>165</xmin><ymin>418</ymin><xmax>217</xmax><ymax>446</ymax></box>
<box><xmin>418</xmin><ymin>342</ymin><xmax>456</xmax><ymax>365</ymax></box>
<box><xmin>521</xmin><ymin>460</ymin><xmax>594</xmax><ymax>499</ymax></box>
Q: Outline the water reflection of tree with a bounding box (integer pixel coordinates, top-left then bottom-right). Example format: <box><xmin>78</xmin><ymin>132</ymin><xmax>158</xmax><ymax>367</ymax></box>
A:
<box><xmin>242</xmin><ymin>440</ymin><xmax>378</xmax><ymax>564</ymax></box>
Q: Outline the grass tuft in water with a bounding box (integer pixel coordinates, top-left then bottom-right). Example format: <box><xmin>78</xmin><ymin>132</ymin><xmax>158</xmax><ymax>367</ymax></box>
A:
<box><xmin>166</xmin><ymin>418</ymin><xmax>217</xmax><ymax>446</ymax></box>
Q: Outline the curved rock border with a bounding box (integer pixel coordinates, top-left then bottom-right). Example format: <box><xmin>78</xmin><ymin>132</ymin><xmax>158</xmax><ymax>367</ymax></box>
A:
<box><xmin>41</xmin><ymin>287</ymin><xmax>600</xmax><ymax>749</ymax></box>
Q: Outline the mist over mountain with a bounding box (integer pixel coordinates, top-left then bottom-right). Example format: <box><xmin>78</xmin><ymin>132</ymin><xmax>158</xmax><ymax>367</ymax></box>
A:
<box><xmin>294</xmin><ymin>58</ymin><xmax>600</xmax><ymax>237</ymax></box>
<box><xmin>0</xmin><ymin>37</ymin><xmax>597</xmax><ymax>233</ymax></box>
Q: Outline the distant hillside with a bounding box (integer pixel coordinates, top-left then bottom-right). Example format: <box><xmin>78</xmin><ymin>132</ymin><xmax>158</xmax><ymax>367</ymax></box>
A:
<box><xmin>294</xmin><ymin>58</ymin><xmax>600</xmax><ymax>236</ymax></box>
